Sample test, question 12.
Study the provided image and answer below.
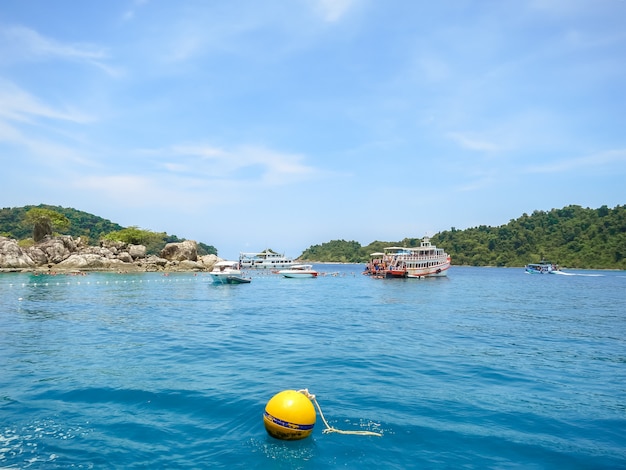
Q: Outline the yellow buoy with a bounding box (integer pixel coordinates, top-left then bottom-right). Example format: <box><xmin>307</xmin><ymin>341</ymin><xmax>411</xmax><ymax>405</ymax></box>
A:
<box><xmin>263</xmin><ymin>390</ymin><xmax>316</xmax><ymax>440</ymax></box>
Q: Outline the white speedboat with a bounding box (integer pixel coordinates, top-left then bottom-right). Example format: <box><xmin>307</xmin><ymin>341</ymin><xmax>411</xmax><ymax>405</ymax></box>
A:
<box><xmin>278</xmin><ymin>264</ymin><xmax>318</xmax><ymax>278</ymax></box>
<box><xmin>209</xmin><ymin>261</ymin><xmax>251</xmax><ymax>284</ymax></box>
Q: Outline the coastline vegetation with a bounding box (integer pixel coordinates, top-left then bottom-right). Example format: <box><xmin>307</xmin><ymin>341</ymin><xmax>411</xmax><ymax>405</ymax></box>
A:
<box><xmin>1</xmin><ymin>204</ymin><xmax>624</xmax><ymax>269</ymax></box>
<box><xmin>0</xmin><ymin>204</ymin><xmax>217</xmax><ymax>256</ymax></box>
<box><xmin>299</xmin><ymin>205</ymin><xmax>625</xmax><ymax>269</ymax></box>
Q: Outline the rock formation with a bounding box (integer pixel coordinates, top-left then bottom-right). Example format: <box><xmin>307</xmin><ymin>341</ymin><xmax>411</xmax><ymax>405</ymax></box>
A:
<box><xmin>160</xmin><ymin>240</ymin><xmax>198</xmax><ymax>262</ymax></box>
<box><xmin>0</xmin><ymin>237</ymin><xmax>36</xmax><ymax>269</ymax></box>
<box><xmin>0</xmin><ymin>236</ymin><xmax>219</xmax><ymax>272</ymax></box>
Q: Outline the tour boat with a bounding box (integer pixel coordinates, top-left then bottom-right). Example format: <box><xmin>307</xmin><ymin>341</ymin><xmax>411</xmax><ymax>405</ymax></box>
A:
<box><xmin>278</xmin><ymin>264</ymin><xmax>318</xmax><ymax>278</ymax></box>
<box><xmin>209</xmin><ymin>261</ymin><xmax>251</xmax><ymax>284</ymax></box>
<box><xmin>364</xmin><ymin>237</ymin><xmax>451</xmax><ymax>279</ymax></box>
<box><xmin>239</xmin><ymin>250</ymin><xmax>294</xmax><ymax>270</ymax></box>
<box><xmin>525</xmin><ymin>260</ymin><xmax>559</xmax><ymax>274</ymax></box>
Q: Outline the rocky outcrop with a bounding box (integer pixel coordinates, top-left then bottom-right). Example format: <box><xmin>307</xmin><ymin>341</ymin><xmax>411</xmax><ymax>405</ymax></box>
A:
<box><xmin>55</xmin><ymin>254</ymin><xmax>130</xmax><ymax>270</ymax></box>
<box><xmin>30</xmin><ymin>235</ymin><xmax>76</xmax><ymax>263</ymax></box>
<box><xmin>0</xmin><ymin>236</ymin><xmax>218</xmax><ymax>272</ymax></box>
<box><xmin>160</xmin><ymin>240</ymin><xmax>198</xmax><ymax>262</ymax></box>
<box><xmin>0</xmin><ymin>237</ymin><xmax>36</xmax><ymax>269</ymax></box>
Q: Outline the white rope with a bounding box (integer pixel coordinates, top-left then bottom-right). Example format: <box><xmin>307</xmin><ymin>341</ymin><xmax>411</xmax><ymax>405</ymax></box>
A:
<box><xmin>297</xmin><ymin>389</ymin><xmax>382</xmax><ymax>437</ymax></box>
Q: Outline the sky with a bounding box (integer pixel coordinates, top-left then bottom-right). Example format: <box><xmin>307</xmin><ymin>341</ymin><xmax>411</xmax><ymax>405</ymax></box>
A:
<box><xmin>1</xmin><ymin>0</ymin><xmax>625</xmax><ymax>259</ymax></box>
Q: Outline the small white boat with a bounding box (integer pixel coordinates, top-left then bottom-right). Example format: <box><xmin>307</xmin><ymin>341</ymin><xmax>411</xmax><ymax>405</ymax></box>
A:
<box><xmin>525</xmin><ymin>260</ymin><xmax>559</xmax><ymax>274</ymax></box>
<box><xmin>209</xmin><ymin>261</ymin><xmax>251</xmax><ymax>284</ymax></box>
<box><xmin>278</xmin><ymin>264</ymin><xmax>318</xmax><ymax>278</ymax></box>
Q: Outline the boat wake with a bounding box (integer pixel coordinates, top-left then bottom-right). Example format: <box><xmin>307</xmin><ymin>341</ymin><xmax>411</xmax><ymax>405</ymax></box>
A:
<box><xmin>553</xmin><ymin>271</ymin><xmax>603</xmax><ymax>277</ymax></box>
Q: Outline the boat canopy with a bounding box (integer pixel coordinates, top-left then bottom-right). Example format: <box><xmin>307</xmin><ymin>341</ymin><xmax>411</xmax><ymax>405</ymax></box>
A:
<box><xmin>214</xmin><ymin>260</ymin><xmax>239</xmax><ymax>267</ymax></box>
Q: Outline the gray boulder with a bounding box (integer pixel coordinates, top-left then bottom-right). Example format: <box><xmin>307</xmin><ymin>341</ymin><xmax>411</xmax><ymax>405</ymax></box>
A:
<box><xmin>160</xmin><ymin>240</ymin><xmax>198</xmax><ymax>262</ymax></box>
<box><xmin>128</xmin><ymin>244</ymin><xmax>147</xmax><ymax>259</ymax></box>
<box><xmin>0</xmin><ymin>237</ymin><xmax>35</xmax><ymax>268</ymax></box>
<box><xmin>31</xmin><ymin>236</ymin><xmax>74</xmax><ymax>263</ymax></box>
<box><xmin>55</xmin><ymin>254</ymin><xmax>132</xmax><ymax>270</ymax></box>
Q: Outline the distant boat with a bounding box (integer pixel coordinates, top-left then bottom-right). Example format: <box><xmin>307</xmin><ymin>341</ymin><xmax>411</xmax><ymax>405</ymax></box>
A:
<box><xmin>525</xmin><ymin>260</ymin><xmax>559</xmax><ymax>274</ymax></box>
<box><xmin>278</xmin><ymin>264</ymin><xmax>318</xmax><ymax>278</ymax></box>
<box><xmin>209</xmin><ymin>261</ymin><xmax>251</xmax><ymax>284</ymax></box>
<box><xmin>364</xmin><ymin>237</ymin><xmax>451</xmax><ymax>279</ymax></box>
<box><xmin>239</xmin><ymin>249</ymin><xmax>294</xmax><ymax>270</ymax></box>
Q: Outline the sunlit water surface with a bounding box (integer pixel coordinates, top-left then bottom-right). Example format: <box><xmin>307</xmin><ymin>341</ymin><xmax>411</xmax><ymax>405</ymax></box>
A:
<box><xmin>1</xmin><ymin>266</ymin><xmax>625</xmax><ymax>469</ymax></box>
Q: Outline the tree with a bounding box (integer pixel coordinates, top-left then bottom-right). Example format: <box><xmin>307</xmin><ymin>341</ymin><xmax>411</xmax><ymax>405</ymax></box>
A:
<box><xmin>102</xmin><ymin>226</ymin><xmax>168</xmax><ymax>254</ymax></box>
<box><xmin>23</xmin><ymin>208</ymin><xmax>71</xmax><ymax>242</ymax></box>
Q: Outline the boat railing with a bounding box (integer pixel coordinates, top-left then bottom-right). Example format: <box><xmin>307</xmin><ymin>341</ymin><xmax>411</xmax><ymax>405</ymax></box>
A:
<box><xmin>386</xmin><ymin>253</ymin><xmax>445</xmax><ymax>261</ymax></box>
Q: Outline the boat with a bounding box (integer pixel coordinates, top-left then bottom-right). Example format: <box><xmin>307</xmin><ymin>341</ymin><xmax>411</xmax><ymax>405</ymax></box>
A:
<box><xmin>525</xmin><ymin>260</ymin><xmax>559</xmax><ymax>274</ymax></box>
<box><xmin>278</xmin><ymin>264</ymin><xmax>318</xmax><ymax>278</ymax></box>
<box><xmin>208</xmin><ymin>261</ymin><xmax>251</xmax><ymax>284</ymax></box>
<box><xmin>239</xmin><ymin>249</ymin><xmax>294</xmax><ymax>270</ymax></box>
<box><xmin>364</xmin><ymin>236</ymin><xmax>451</xmax><ymax>279</ymax></box>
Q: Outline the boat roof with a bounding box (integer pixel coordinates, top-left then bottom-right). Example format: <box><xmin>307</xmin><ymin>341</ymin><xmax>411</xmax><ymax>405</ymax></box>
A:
<box><xmin>239</xmin><ymin>250</ymin><xmax>288</xmax><ymax>258</ymax></box>
<box><xmin>384</xmin><ymin>246</ymin><xmax>419</xmax><ymax>253</ymax></box>
<box><xmin>214</xmin><ymin>260</ymin><xmax>239</xmax><ymax>267</ymax></box>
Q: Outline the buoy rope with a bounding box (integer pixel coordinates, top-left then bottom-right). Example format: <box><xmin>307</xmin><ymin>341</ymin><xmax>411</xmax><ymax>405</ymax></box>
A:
<box><xmin>297</xmin><ymin>389</ymin><xmax>382</xmax><ymax>437</ymax></box>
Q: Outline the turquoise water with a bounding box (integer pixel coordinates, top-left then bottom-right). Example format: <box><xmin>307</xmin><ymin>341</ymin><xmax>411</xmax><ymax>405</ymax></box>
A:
<box><xmin>1</xmin><ymin>266</ymin><xmax>625</xmax><ymax>469</ymax></box>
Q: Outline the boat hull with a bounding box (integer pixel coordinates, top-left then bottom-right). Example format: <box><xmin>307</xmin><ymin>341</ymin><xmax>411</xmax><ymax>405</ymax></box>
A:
<box><xmin>209</xmin><ymin>273</ymin><xmax>251</xmax><ymax>284</ymax></box>
<box><xmin>525</xmin><ymin>263</ymin><xmax>558</xmax><ymax>274</ymax></box>
<box><xmin>386</xmin><ymin>261</ymin><xmax>451</xmax><ymax>279</ymax></box>
<box><xmin>226</xmin><ymin>275</ymin><xmax>251</xmax><ymax>284</ymax></box>
<box><xmin>407</xmin><ymin>263</ymin><xmax>450</xmax><ymax>278</ymax></box>
<box><xmin>281</xmin><ymin>272</ymin><xmax>318</xmax><ymax>278</ymax></box>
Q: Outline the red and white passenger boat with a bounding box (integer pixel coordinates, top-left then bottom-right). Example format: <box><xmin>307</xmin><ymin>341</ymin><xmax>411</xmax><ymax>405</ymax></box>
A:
<box><xmin>365</xmin><ymin>237</ymin><xmax>451</xmax><ymax>279</ymax></box>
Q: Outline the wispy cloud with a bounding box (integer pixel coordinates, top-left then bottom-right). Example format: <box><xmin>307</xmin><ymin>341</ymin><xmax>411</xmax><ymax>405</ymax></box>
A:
<box><xmin>121</xmin><ymin>0</ymin><xmax>149</xmax><ymax>22</ymax></box>
<box><xmin>161</xmin><ymin>144</ymin><xmax>324</xmax><ymax>186</ymax></box>
<box><xmin>0</xmin><ymin>25</ymin><xmax>121</xmax><ymax>76</ymax></box>
<box><xmin>447</xmin><ymin>132</ymin><xmax>500</xmax><ymax>152</ymax></box>
<box><xmin>0</xmin><ymin>79</ymin><xmax>93</xmax><ymax>124</ymax></box>
<box><xmin>0</xmin><ymin>79</ymin><xmax>96</xmax><ymax>168</ymax></box>
<box><xmin>524</xmin><ymin>149</ymin><xmax>626</xmax><ymax>174</ymax></box>
<box><xmin>312</xmin><ymin>0</ymin><xmax>357</xmax><ymax>22</ymax></box>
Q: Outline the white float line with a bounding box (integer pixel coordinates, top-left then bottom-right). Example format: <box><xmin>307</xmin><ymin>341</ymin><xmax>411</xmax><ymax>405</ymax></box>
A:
<box><xmin>5</xmin><ymin>276</ymin><xmax>211</xmax><ymax>288</ymax></box>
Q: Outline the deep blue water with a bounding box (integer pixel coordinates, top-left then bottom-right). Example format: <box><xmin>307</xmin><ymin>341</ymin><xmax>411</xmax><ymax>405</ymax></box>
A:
<box><xmin>1</xmin><ymin>265</ymin><xmax>625</xmax><ymax>469</ymax></box>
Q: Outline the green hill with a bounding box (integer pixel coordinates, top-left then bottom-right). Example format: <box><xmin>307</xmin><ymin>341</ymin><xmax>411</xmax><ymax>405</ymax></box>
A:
<box><xmin>3</xmin><ymin>204</ymin><xmax>624</xmax><ymax>268</ymax></box>
<box><xmin>0</xmin><ymin>205</ymin><xmax>123</xmax><ymax>241</ymax></box>
<box><xmin>299</xmin><ymin>205</ymin><xmax>626</xmax><ymax>269</ymax></box>
<box><xmin>0</xmin><ymin>204</ymin><xmax>217</xmax><ymax>256</ymax></box>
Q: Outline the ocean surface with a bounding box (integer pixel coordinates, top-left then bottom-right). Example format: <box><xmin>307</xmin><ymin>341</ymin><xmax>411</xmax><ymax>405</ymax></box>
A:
<box><xmin>1</xmin><ymin>265</ymin><xmax>625</xmax><ymax>469</ymax></box>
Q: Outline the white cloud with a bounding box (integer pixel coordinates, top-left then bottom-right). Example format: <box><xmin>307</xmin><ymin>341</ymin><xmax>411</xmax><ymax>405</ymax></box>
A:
<box><xmin>311</xmin><ymin>0</ymin><xmax>357</xmax><ymax>22</ymax></box>
<box><xmin>524</xmin><ymin>149</ymin><xmax>626</xmax><ymax>174</ymax></box>
<box><xmin>0</xmin><ymin>25</ymin><xmax>122</xmax><ymax>76</ymax></box>
<box><xmin>122</xmin><ymin>0</ymin><xmax>149</xmax><ymax>22</ymax></box>
<box><xmin>447</xmin><ymin>132</ymin><xmax>500</xmax><ymax>152</ymax></box>
<box><xmin>163</xmin><ymin>144</ymin><xmax>323</xmax><ymax>185</ymax></box>
<box><xmin>0</xmin><ymin>79</ymin><xmax>93</xmax><ymax>124</ymax></box>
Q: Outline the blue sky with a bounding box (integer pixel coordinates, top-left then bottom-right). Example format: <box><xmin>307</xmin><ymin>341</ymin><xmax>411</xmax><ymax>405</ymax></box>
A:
<box><xmin>1</xmin><ymin>1</ymin><xmax>625</xmax><ymax>259</ymax></box>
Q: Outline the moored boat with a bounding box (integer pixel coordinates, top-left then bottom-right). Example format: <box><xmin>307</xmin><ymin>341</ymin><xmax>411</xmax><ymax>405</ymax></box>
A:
<box><xmin>364</xmin><ymin>237</ymin><xmax>451</xmax><ymax>279</ymax></box>
<box><xmin>278</xmin><ymin>264</ymin><xmax>318</xmax><ymax>278</ymax></box>
<box><xmin>525</xmin><ymin>260</ymin><xmax>559</xmax><ymax>274</ymax></box>
<box><xmin>239</xmin><ymin>249</ymin><xmax>294</xmax><ymax>270</ymax></box>
<box><xmin>209</xmin><ymin>261</ymin><xmax>251</xmax><ymax>284</ymax></box>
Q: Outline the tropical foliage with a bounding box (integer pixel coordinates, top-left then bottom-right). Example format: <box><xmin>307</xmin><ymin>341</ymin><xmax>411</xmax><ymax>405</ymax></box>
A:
<box><xmin>299</xmin><ymin>205</ymin><xmax>626</xmax><ymax>269</ymax></box>
<box><xmin>0</xmin><ymin>205</ymin><xmax>217</xmax><ymax>256</ymax></box>
<box><xmin>2</xmin><ymin>204</ymin><xmax>623</xmax><ymax>267</ymax></box>
<box><xmin>0</xmin><ymin>204</ymin><xmax>123</xmax><ymax>242</ymax></box>
<box><xmin>23</xmin><ymin>208</ymin><xmax>71</xmax><ymax>242</ymax></box>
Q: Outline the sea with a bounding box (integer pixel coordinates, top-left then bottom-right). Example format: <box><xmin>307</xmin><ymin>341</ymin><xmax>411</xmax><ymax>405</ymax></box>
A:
<box><xmin>1</xmin><ymin>265</ymin><xmax>625</xmax><ymax>469</ymax></box>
